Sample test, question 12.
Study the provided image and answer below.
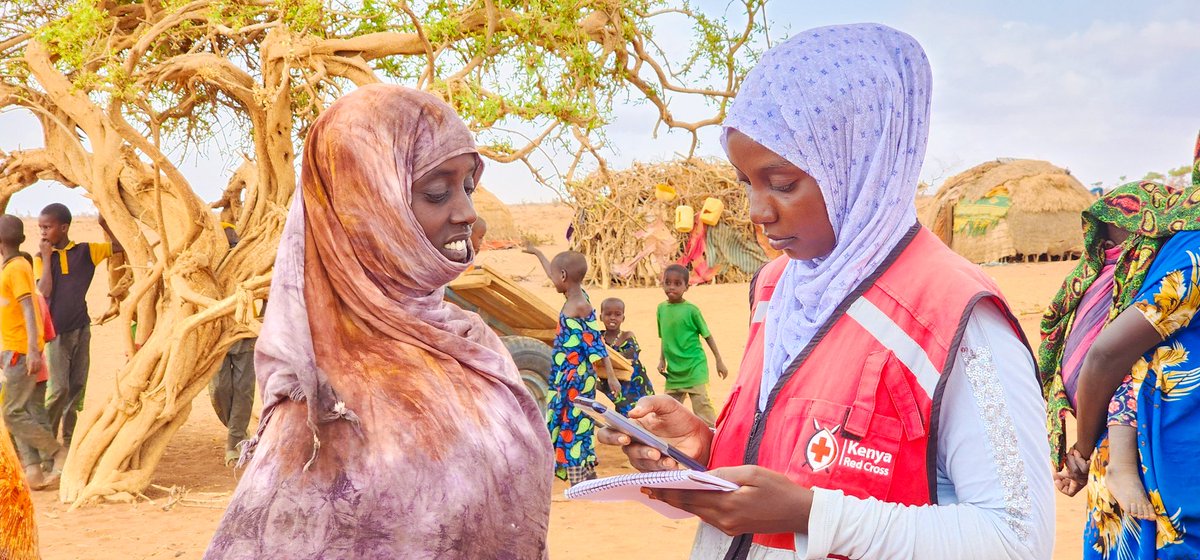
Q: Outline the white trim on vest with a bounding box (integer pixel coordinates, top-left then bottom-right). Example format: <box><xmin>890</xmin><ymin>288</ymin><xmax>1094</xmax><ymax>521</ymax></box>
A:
<box><xmin>752</xmin><ymin>300</ymin><xmax>771</xmax><ymax>324</ymax></box>
<box><xmin>844</xmin><ymin>296</ymin><xmax>940</xmax><ymax>399</ymax></box>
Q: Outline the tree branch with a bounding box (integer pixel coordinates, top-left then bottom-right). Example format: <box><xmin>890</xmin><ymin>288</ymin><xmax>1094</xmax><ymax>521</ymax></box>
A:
<box><xmin>141</xmin><ymin>53</ymin><xmax>258</xmax><ymax>110</ymax></box>
<box><xmin>0</xmin><ymin>148</ymin><xmax>71</xmax><ymax>210</ymax></box>
<box><xmin>476</xmin><ymin>121</ymin><xmax>559</xmax><ymax>164</ymax></box>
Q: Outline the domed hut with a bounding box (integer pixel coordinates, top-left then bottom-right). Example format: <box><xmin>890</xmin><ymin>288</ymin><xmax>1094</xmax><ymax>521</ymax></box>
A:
<box><xmin>924</xmin><ymin>159</ymin><xmax>1095</xmax><ymax>263</ymax></box>
<box><xmin>472</xmin><ymin>185</ymin><xmax>522</xmax><ymax>249</ymax></box>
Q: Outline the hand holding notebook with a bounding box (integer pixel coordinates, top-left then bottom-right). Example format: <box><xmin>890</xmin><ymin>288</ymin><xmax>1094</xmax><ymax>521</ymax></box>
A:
<box><xmin>564</xmin><ymin>469</ymin><xmax>740</xmax><ymax>519</ymax></box>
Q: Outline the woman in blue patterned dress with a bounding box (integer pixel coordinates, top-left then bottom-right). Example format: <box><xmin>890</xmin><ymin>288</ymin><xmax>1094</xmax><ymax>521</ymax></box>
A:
<box><xmin>1055</xmin><ymin>140</ymin><xmax>1200</xmax><ymax>558</ymax></box>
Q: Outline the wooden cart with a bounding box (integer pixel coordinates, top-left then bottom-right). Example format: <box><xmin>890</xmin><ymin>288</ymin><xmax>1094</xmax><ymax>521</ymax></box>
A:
<box><xmin>445</xmin><ymin>264</ymin><xmax>633</xmax><ymax>407</ymax></box>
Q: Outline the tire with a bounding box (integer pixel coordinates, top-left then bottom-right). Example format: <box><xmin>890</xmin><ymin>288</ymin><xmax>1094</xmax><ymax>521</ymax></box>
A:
<box><xmin>501</xmin><ymin>335</ymin><xmax>552</xmax><ymax>411</ymax></box>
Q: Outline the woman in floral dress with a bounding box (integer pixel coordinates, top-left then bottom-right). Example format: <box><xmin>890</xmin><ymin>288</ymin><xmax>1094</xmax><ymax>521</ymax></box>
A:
<box><xmin>1046</xmin><ymin>133</ymin><xmax>1200</xmax><ymax>558</ymax></box>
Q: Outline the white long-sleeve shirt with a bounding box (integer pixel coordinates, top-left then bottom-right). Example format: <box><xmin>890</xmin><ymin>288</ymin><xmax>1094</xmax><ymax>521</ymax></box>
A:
<box><xmin>692</xmin><ymin>300</ymin><xmax>1055</xmax><ymax>559</ymax></box>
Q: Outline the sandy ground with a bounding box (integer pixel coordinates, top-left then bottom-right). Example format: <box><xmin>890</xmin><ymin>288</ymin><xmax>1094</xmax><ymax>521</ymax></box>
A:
<box><xmin>21</xmin><ymin>207</ymin><xmax>1087</xmax><ymax>559</ymax></box>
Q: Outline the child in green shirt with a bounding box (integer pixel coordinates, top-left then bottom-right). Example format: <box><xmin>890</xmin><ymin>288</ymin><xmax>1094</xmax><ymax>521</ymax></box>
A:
<box><xmin>656</xmin><ymin>264</ymin><xmax>728</xmax><ymax>426</ymax></box>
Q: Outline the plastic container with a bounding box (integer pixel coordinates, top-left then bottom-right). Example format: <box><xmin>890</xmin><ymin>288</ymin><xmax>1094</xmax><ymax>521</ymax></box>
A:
<box><xmin>674</xmin><ymin>205</ymin><xmax>695</xmax><ymax>233</ymax></box>
<box><xmin>699</xmin><ymin>197</ymin><xmax>724</xmax><ymax>226</ymax></box>
<box><xmin>655</xmin><ymin>183</ymin><xmax>677</xmax><ymax>202</ymax></box>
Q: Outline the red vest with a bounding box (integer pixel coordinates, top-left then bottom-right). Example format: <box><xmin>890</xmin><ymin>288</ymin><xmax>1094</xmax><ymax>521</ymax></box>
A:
<box><xmin>708</xmin><ymin>226</ymin><xmax>1028</xmax><ymax>554</ymax></box>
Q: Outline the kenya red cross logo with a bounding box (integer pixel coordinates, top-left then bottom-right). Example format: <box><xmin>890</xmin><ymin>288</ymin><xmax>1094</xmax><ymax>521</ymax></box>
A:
<box><xmin>805</xmin><ymin>420</ymin><xmax>841</xmax><ymax>472</ymax></box>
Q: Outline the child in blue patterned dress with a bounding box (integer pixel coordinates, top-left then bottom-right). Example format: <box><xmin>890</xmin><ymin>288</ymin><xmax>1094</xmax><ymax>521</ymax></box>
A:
<box><xmin>524</xmin><ymin>241</ymin><xmax>617</xmax><ymax>485</ymax></box>
<box><xmin>599</xmin><ymin>297</ymin><xmax>655</xmax><ymax>415</ymax></box>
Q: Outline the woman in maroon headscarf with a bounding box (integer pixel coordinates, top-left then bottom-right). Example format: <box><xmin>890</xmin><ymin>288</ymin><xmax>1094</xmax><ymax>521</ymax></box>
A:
<box><xmin>205</xmin><ymin>84</ymin><xmax>552</xmax><ymax>559</ymax></box>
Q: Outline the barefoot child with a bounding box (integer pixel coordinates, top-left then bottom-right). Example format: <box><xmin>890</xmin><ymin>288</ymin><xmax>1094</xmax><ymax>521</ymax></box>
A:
<box><xmin>1048</xmin><ymin>215</ymin><xmax>1189</xmax><ymax>522</ymax></box>
<box><xmin>598</xmin><ymin>297</ymin><xmax>655</xmax><ymax>415</ymax></box>
<box><xmin>657</xmin><ymin>264</ymin><xmax>727</xmax><ymax>426</ymax></box>
<box><xmin>524</xmin><ymin>242</ymin><xmax>618</xmax><ymax>485</ymax></box>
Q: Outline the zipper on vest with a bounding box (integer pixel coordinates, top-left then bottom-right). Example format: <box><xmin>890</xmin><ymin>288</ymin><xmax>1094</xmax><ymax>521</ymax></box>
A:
<box><xmin>741</xmin><ymin>409</ymin><xmax>765</xmax><ymax>464</ymax></box>
<box><xmin>722</xmin><ymin>410</ymin><xmax>766</xmax><ymax>560</ymax></box>
<box><xmin>749</xmin><ymin>410</ymin><xmax>764</xmax><ymax>447</ymax></box>
<box><xmin>723</xmin><ymin>534</ymin><xmax>751</xmax><ymax>560</ymax></box>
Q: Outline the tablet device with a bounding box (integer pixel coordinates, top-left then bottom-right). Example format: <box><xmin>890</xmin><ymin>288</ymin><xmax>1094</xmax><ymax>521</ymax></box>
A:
<box><xmin>573</xmin><ymin>396</ymin><xmax>707</xmax><ymax>471</ymax></box>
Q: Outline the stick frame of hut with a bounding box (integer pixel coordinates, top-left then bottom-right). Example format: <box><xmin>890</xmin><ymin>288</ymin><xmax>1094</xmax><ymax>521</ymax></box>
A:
<box><xmin>568</xmin><ymin>158</ymin><xmax>776</xmax><ymax>288</ymax></box>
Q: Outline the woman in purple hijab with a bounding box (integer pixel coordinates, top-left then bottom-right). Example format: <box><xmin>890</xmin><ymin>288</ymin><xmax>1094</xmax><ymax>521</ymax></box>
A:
<box><xmin>601</xmin><ymin>23</ymin><xmax>1054</xmax><ymax>559</ymax></box>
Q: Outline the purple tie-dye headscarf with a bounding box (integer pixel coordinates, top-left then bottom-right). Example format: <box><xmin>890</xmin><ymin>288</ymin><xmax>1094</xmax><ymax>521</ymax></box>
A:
<box><xmin>205</xmin><ymin>84</ymin><xmax>551</xmax><ymax>559</ymax></box>
<box><xmin>722</xmin><ymin>24</ymin><xmax>932</xmax><ymax>407</ymax></box>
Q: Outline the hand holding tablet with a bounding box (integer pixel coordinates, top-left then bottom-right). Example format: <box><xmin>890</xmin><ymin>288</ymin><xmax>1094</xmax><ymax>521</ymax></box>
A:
<box><xmin>572</xmin><ymin>396</ymin><xmax>708</xmax><ymax>471</ymax></box>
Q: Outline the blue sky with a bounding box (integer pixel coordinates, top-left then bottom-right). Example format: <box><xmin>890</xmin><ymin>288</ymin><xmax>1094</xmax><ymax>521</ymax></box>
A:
<box><xmin>2</xmin><ymin>1</ymin><xmax>1197</xmax><ymax>214</ymax></box>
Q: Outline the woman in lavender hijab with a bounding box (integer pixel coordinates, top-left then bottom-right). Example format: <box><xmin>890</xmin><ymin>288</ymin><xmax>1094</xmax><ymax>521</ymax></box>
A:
<box><xmin>204</xmin><ymin>84</ymin><xmax>552</xmax><ymax>559</ymax></box>
<box><xmin>601</xmin><ymin>24</ymin><xmax>1054</xmax><ymax>559</ymax></box>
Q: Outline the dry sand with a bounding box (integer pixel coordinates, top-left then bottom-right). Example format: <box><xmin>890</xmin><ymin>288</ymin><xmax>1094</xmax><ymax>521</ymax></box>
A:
<box><xmin>25</xmin><ymin>207</ymin><xmax>1086</xmax><ymax>559</ymax></box>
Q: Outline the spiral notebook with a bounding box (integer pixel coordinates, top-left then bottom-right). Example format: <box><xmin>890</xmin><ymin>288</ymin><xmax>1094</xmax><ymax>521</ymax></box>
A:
<box><xmin>564</xmin><ymin>470</ymin><xmax>740</xmax><ymax>519</ymax></box>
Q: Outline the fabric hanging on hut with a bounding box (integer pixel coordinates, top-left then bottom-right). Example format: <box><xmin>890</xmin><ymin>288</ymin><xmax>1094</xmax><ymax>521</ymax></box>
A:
<box><xmin>953</xmin><ymin>185</ymin><xmax>1012</xmax><ymax>237</ymax></box>
<box><xmin>705</xmin><ymin>221</ymin><xmax>770</xmax><ymax>276</ymax></box>
<box><xmin>677</xmin><ymin>222</ymin><xmax>717</xmax><ymax>284</ymax></box>
<box><xmin>614</xmin><ymin>217</ymin><xmax>677</xmax><ymax>280</ymax></box>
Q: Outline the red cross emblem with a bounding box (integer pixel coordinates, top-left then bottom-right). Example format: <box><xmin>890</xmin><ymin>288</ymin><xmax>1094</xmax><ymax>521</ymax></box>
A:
<box><xmin>805</xmin><ymin>420</ymin><xmax>840</xmax><ymax>472</ymax></box>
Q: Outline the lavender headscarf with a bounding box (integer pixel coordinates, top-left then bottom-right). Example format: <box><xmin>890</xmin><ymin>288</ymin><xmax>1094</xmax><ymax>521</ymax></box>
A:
<box><xmin>722</xmin><ymin>24</ymin><xmax>932</xmax><ymax>407</ymax></box>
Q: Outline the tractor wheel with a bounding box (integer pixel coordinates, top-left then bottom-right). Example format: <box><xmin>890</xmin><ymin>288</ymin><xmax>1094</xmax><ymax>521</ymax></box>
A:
<box><xmin>501</xmin><ymin>335</ymin><xmax>552</xmax><ymax>411</ymax></box>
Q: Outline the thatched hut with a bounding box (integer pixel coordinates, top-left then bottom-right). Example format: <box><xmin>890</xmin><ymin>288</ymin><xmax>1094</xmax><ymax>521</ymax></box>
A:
<box><xmin>568</xmin><ymin>158</ymin><xmax>773</xmax><ymax>287</ymax></box>
<box><xmin>473</xmin><ymin>185</ymin><xmax>522</xmax><ymax>249</ymax></box>
<box><xmin>915</xmin><ymin>194</ymin><xmax>936</xmax><ymax>227</ymax></box>
<box><xmin>924</xmin><ymin>159</ymin><xmax>1095</xmax><ymax>263</ymax></box>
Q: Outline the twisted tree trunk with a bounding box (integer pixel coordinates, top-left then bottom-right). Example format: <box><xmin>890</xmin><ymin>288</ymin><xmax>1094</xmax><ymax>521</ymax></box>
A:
<box><xmin>2</xmin><ymin>39</ymin><xmax>291</xmax><ymax>506</ymax></box>
<box><xmin>0</xmin><ymin>0</ymin><xmax>763</xmax><ymax>506</ymax></box>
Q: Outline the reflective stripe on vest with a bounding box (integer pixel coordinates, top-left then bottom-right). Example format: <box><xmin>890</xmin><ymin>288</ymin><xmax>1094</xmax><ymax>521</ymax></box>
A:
<box><xmin>845</xmin><ymin>296</ymin><xmax>940</xmax><ymax>399</ymax></box>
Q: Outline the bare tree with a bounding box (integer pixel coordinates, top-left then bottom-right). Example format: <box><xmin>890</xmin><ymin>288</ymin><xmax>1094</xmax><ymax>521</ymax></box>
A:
<box><xmin>0</xmin><ymin>0</ymin><xmax>764</xmax><ymax>506</ymax></box>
